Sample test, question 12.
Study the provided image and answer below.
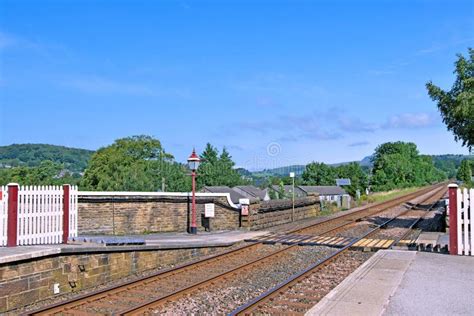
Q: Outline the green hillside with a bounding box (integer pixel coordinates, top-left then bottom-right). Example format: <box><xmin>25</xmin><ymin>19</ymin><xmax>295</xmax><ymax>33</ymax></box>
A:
<box><xmin>432</xmin><ymin>154</ymin><xmax>474</xmax><ymax>178</ymax></box>
<box><xmin>252</xmin><ymin>165</ymin><xmax>306</xmax><ymax>177</ymax></box>
<box><xmin>0</xmin><ymin>144</ymin><xmax>94</xmax><ymax>172</ymax></box>
<box><xmin>250</xmin><ymin>154</ymin><xmax>474</xmax><ymax>179</ymax></box>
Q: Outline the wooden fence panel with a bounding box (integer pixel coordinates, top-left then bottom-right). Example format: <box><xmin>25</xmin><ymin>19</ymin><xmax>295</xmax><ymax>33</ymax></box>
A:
<box><xmin>0</xmin><ymin>184</ymin><xmax>79</xmax><ymax>246</ymax></box>
<box><xmin>457</xmin><ymin>188</ymin><xmax>473</xmax><ymax>256</ymax></box>
<box><xmin>470</xmin><ymin>189</ymin><xmax>474</xmax><ymax>256</ymax></box>
<box><xmin>69</xmin><ymin>185</ymin><xmax>78</xmax><ymax>238</ymax></box>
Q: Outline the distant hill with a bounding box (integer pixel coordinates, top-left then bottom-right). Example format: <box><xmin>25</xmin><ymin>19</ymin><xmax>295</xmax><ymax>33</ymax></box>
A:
<box><xmin>252</xmin><ymin>165</ymin><xmax>306</xmax><ymax>178</ymax></box>
<box><xmin>249</xmin><ymin>154</ymin><xmax>473</xmax><ymax>178</ymax></box>
<box><xmin>432</xmin><ymin>154</ymin><xmax>474</xmax><ymax>178</ymax></box>
<box><xmin>0</xmin><ymin>144</ymin><xmax>94</xmax><ymax>172</ymax></box>
<box><xmin>359</xmin><ymin>155</ymin><xmax>373</xmax><ymax>167</ymax></box>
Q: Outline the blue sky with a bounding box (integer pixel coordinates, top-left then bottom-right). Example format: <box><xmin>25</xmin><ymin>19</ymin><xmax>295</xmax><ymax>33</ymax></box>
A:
<box><xmin>0</xmin><ymin>0</ymin><xmax>473</xmax><ymax>170</ymax></box>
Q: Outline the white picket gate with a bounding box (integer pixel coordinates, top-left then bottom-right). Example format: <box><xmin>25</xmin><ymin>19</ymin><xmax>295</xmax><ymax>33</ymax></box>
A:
<box><xmin>0</xmin><ymin>184</ymin><xmax>78</xmax><ymax>246</ymax></box>
<box><xmin>457</xmin><ymin>188</ymin><xmax>474</xmax><ymax>256</ymax></box>
<box><xmin>0</xmin><ymin>186</ymin><xmax>8</xmax><ymax>246</ymax></box>
<box><xmin>69</xmin><ymin>185</ymin><xmax>78</xmax><ymax>238</ymax></box>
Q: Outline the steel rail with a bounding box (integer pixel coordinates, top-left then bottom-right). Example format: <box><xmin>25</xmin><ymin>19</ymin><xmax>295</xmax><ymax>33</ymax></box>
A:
<box><xmin>293</xmin><ymin>184</ymin><xmax>445</xmax><ymax>236</ymax></box>
<box><xmin>390</xmin><ymin>187</ymin><xmax>447</xmax><ymax>246</ymax></box>
<box><xmin>119</xmin><ymin>185</ymin><xmax>446</xmax><ymax>315</ymax></box>
<box><xmin>27</xmin><ymin>184</ymin><xmax>444</xmax><ymax>315</ymax></box>
<box><xmin>228</xmin><ymin>185</ymin><xmax>446</xmax><ymax>316</ymax></box>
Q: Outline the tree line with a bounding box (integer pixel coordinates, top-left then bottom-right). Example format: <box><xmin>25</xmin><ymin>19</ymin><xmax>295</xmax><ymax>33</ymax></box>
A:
<box><xmin>1</xmin><ymin>48</ymin><xmax>472</xmax><ymax>194</ymax></box>
<box><xmin>0</xmin><ymin>136</ymin><xmax>249</xmax><ymax>192</ymax></box>
<box><xmin>1</xmin><ymin>137</ymin><xmax>472</xmax><ymax>195</ymax></box>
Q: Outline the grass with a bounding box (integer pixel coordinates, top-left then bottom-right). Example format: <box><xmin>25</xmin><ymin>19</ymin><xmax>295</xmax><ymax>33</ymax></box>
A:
<box><xmin>363</xmin><ymin>187</ymin><xmax>421</xmax><ymax>204</ymax></box>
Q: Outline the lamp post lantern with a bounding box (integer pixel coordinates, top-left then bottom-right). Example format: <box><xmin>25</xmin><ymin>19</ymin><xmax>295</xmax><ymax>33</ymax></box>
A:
<box><xmin>187</xmin><ymin>149</ymin><xmax>201</xmax><ymax>234</ymax></box>
<box><xmin>290</xmin><ymin>172</ymin><xmax>295</xmax><ymax>222</ymax></box>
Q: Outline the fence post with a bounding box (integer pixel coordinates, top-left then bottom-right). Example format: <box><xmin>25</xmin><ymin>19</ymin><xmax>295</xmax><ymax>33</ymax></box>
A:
<box><xmin>7</xmin><ymin>183</ymin><xmax>19</xmax><ymax>247</ymax></box>
<box><xmin>448</xmin><ymin>184</ymin><xmax>458</xmax><ymax>255</ymax></box>
<box><xmin>63</xmin><ymin>184</ymin><xmax>70</xmax><ymax>244</ymax></box>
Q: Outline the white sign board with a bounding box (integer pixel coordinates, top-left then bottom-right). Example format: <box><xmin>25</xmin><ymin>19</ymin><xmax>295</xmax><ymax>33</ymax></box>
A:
<box><xmin>205</xmin><ymin>203</ymin><xmax>215</xmax><ymax>218</ymax></box>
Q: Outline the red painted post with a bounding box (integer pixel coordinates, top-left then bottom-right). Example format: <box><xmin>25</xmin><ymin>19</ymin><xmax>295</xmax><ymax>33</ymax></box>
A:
<box><xmin>448</xmin><ymin>184</ymin><xmax>458</xmax><ymax>255</ymax></box>
<box><xmin>63</xmin><ymin>184</ymin><xmax>70</xmax><ymax>244</ymax></box>
<box><xmin>7</xmin><ymin>183</ymin><xmax>19</xmax><ymax>247</ymax></box>
<box><xmin>190</xmin><ymin>170</ymin><xmax>197</xmax><ymax>234</ymax></box>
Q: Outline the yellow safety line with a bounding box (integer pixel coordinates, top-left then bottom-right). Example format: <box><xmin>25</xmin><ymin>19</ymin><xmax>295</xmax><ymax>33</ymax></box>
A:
<box><xmin>382</xmin><ymin>240</ymin><xmax>394</xmax><ymax>248</ymax></box>
<box><xmin>367</xmin><ymin>239</ymin><xmax>380</xmax><ymax>247</ymax></box>
<box><xmin>326</xmin><ymin>237</ymin><xmax>338</xmax><ymax>245</ymax></box>
<box><xmin>374</xmin><ymin>239</ymin><xmax>387</xmax><ymax>248</ymax></box>
<box><xmin>360</xmin><ymin>239</ymin><xmax>373</xmax><ymax>247</ymax></box>
<box><xmin>332</xmin><ymin>237</ymin><xmax>345</xmax><ymax>245</ymax></box>
<box><xmin>315</xmin><ymin>236</ymin><xmax>330</xmax><ymax>244</ymax></box>
<box><xmin>324</xmin><ymin>237</ymin><xmax>338</xmax><ymax>245</ymax></box>
<box><xmin>305</xmin><ymin>236</ymin><xmax>320</xmax><ymax>242</ymax></box>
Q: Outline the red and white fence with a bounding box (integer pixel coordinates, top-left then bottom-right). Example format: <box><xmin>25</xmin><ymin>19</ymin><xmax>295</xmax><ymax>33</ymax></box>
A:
<box><xmin>449</xmin><ymin>184</ymin><xmax>473</xmax><ymax>256</ymax></box>
<box><xmin>0</xmin><ymin>183</ymin><xmax>78</xmax><ymax>247</ymax></box>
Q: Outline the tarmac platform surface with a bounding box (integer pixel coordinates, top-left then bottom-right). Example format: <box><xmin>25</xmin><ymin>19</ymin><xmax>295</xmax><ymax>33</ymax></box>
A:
<box><xmin>307</xmin><ymin>249</ymin><xmax>474</xmax><ymax>316</ymax></box>
<box><xmin>0</xmin><ymin>230</ymin><xmax>268</xmax><ymax>264</ymax></box>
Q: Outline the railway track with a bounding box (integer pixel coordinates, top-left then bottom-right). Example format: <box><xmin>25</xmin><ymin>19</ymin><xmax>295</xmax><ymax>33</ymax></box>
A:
<box><xmin>27</xmin><ymin>184</ymin><xmax>446</xmax><ymax>315</ymax></box>
<box><xmin>229</xmin><ymin>185</ymin><xmax>447</xmax><ymax>315</ymax></box>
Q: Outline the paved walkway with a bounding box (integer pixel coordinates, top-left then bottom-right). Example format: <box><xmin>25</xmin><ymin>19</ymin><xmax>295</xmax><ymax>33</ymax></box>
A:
<box><xmin>307</xmin><ymin>250</ymin><xmax>474</xmax><ymax>316</ymax></box>
<box><xmin>0</xmin><ymin>230</ymin><xmax>268</xmax><ymax>265</ymax></box>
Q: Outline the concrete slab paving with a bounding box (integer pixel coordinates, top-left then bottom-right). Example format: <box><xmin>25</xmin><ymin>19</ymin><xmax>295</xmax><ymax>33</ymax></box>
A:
<box><xmin>385</xmin><ymin>251</ymin><xmax>474</xmax><ymax>316</ymax></box>
<box><xmin>416</xmin><ymin>232</ymin><xmax>443</xmax><ymax>245</ymax></box>
<box><xmin>0</xmin><ymin>230</ymin><xmax>268</xmax><ymax>265</ymax></box>
<box><xmin>306</xmin><ymin>250</ymin><xmax>474</xmax><ymax>316</ymax></box>
<box><xmin>0</xmin><ymin>246</ymin><xmax>62</xmax><ymax>264</ymax></box>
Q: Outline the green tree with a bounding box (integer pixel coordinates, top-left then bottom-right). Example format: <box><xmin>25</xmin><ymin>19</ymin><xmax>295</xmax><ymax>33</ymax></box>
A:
<box><xmin>457</xmin><ymin>159</ymin><xmax>472</xmax><ymax>185</ymax></box>
<box><xmin>197</xmin><ymin>144</ymin><xmax>246</xmax><ymax>188</ymax></box>
<box><xmin>0</xmin><ymin>160</ymin><xmax>79</xmax><ymax>185</ymax></box>
<box><xmin>334</xmin><ymin>162</ymin><xmax>369</xmax><ymax>196</ymax></box>
<box><xmin>81</xmin><ymin>135</ymin><xmax>189</xmax><ymax>191</ymax></box>
<box><xmin>426</xmin><ymin>48</ymin><xmax>474</xmax><ymax>150</ymax></box>
<box><xmin>371</xmin><ymin>142</ymin><xmax>447</xmax><ymax>191</ymax></box>
<box><xmin>278</xmin><ymin>181</ymin><xmax>286</xmax><ymax>199</ymax></box>
<box><xmin>302</xmin><ymin>162</ymin><xmax>336</xmax><ymax>186</ymax></box>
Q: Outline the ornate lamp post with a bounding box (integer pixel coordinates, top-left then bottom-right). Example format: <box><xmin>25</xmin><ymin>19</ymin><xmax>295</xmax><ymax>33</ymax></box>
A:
<box><xmin>187</xmin><ymin>149</ymin><xmax>201</xmax><ymax>234</ymax></box>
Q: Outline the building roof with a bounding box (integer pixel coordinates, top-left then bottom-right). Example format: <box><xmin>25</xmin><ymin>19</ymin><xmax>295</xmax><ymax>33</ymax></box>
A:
<box><xmin>201</xmin><ymin>186</ymin><xmax>246</xmax><ymax>204</ymax></box>
<box><xmin>234</xmin><ymin>185</ymin><xmax>268</xmax><ymax>200</ymax></box>
<box><xmin>270</xmin><ymin>185</ymin><xmax>306</xmax><ymax>195</ymax></box>
<box><xmin>298</xmin><ymin>185</ymin><xmax>347</xmax><ymax>196</ymax></box>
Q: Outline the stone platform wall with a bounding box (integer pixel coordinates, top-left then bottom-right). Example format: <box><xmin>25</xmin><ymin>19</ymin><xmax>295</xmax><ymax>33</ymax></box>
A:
<box><xmin>0</xmin><ymin>247</ymin><xmax>227</xmax><ymax>313</ymax></box>
<box><xmin>78</xmin><ymin>194</ymin><xmax>240</xmax><ymax>235</ymax></box>
<box><xmin>243</xmin><ymin>195</ymin><xmax>320</xmax><ymax>230</ymax></box>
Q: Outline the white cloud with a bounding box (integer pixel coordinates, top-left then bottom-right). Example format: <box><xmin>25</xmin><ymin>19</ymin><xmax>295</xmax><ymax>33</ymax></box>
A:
<box><xmin>348</xmin><ymin>141</ymin><xmax>370</xmax><ymax>147</ymax></box>
<box><xmin>384</xmin><ymin>112</ymin><xmax>438</xmax><ymax>129</ymax></box>
<box><xmin>337</xmin><ymin>116</ymin><xmax>378</xmax><ymax>133</ymax></box>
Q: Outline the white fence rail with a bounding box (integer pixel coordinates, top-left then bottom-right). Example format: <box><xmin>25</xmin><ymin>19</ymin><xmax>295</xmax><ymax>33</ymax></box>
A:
<box><xmin>457</xmin><ymin>188</ymin><xmax>473</xmax><ymax>256</ymax></box>
<box><xmin>0</xmin><ymin>186</ymin><xmax>8</xmax><ymax>246</ymax></box>
<box><xmin>18</xmin><ymin>186</ymin><xmax>63</xmax><ymax>245</ymax></box>
<box><xmin>0</xmin><ymin>184</ymin><xmax>78</xmax><ymax>246</ymax></box>
<box><xmin>457</xmin><ymin>189</ymin><xmax>474</xmax><ymax>256</ymax></box>
<box><xmin>69</xmin><ymin>185</ymin><xmax>78</xmax><ymax>238</ymax></box>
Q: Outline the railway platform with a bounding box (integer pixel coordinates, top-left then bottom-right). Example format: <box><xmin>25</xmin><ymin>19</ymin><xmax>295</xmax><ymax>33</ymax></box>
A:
<box><xmin>306</xmin><ymin>249</ymin><xmax>474</xmax><ymax>316</ymax></box>
<box><xmin>0</xmin><ymin>230</ymin><xmax>268</xmax><ymax>265</ymax></box>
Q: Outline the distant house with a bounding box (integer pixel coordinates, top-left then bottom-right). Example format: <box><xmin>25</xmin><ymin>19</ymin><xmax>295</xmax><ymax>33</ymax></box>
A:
<box><xmin>270</xmin><ymin>185</ymin><xmax>306</xmax><ymax>199</ymax></box>
<box><xmin>299</xmin><ymin>185</ymin><xmax>351</xmax><ymax>208</ymax></box>
<box><xmin>233</xmin><ymin>185</ymin><xmax>270</xmax><ymax>201</ymax></box>
<box><xmin>201</xmin><ymin>186</ymin><xmax>247</xmax><ymax>204</ymax></box>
